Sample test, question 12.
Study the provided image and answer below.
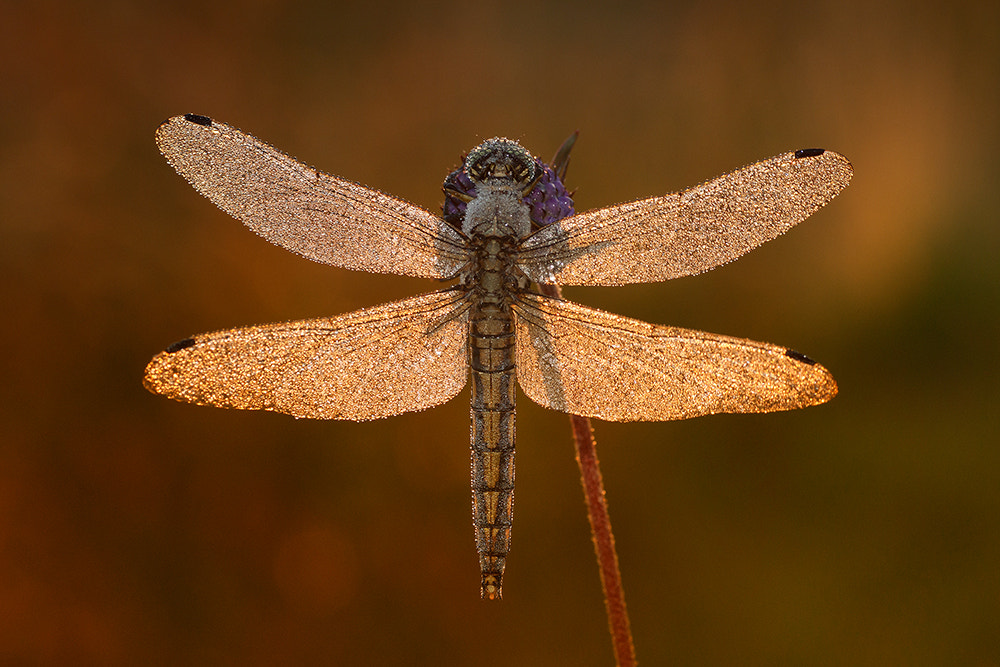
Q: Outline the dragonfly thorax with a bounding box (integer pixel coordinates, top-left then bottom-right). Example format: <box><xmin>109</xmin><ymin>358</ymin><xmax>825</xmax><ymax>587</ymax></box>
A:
<box><xmin>461</xmin><ymin>233</ymin><xmax>529</xmax><ymax>302</ymax></box>
<box><xmin>462</xmin><ymin>186</ymin><xmax>532</xmax><ymax>238</ymax></box>
<box><xmin>460</xmin><ymin>165</ymin><xmax>533</xmax><ymax>301</ymax></box>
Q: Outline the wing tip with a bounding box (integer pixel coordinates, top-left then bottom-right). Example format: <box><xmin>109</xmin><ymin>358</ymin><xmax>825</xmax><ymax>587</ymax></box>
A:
<box><xmin>779</xmin><ymin>348</ymin><xmax>838</xmax><ymax>408</ymax></box>
<box><xmin>142</xmin><ymin>353</ymin><xmax>173</xmax><ymax>396</ymax></box>
<box><xmin>144</xmin><ymin>338</ymin><xmax>197</xmax><ymax>396</ymax></box>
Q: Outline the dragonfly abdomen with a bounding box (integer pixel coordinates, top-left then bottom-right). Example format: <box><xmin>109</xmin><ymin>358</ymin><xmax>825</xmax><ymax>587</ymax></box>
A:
<box><xmin>468</xmin><ymin>293</ymin><xmax>517</xmax><ymax>600</ymax></box>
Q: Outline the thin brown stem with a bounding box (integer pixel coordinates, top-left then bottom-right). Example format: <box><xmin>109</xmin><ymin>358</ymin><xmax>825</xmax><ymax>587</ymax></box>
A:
<box><xmin>540</xmin><ymin>283</ymin><xmax>636</xmax><ymax>667</ymax></box>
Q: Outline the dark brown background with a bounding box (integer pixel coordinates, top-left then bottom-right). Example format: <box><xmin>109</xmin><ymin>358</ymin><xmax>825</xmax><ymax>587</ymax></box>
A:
<box><xmin>2</xmin><ymin>1</ymin><xmax>998</xmax><ymax>664</ymax></box>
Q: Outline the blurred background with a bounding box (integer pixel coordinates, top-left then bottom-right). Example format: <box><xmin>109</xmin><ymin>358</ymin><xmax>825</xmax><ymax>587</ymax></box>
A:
<box><xmin>2</xmin><ymin>0</ymin><xmax>998</xmax><ymax>664</ymax></box>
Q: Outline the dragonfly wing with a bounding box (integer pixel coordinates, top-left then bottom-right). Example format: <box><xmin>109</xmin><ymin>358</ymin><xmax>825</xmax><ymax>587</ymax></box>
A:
<box><xmin>144</xmin><ymin>290</ymin><xmax>470</xmax><ymax>420</ymax></box>
<box><xmin>156</xmin><ymin>114</ymin><xmax>469</xmax><ymax>279</ymax></box>
<box><xmin>513</xmin><ymin>292</ymin><xmax>837</xmax><ymax>422</ymax></box>
<box><xmin>518</xmin><ymin>149</ymin><xmax>852</xmax><ymax>286</ymax></box>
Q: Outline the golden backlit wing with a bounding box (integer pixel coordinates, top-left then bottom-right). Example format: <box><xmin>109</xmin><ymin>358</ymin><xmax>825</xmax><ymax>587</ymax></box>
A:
<box><xmin>513</xmin><ymin>293</ymin><xmax>837</xmax><ymax>422</ymax></box>
<box><xmin>144</xmin><ymin>290</ymin><xmax>470</xmax><ymax>420</ymax></box>
<box><xmin>156</xmin><ymin>114</ymin><xmax>469</xmax><ymax>279</ymax></box>
<box><xmin>517</xmin><ymin>149</ymin><xmax>852</xmax><ymax>286</ymax></box>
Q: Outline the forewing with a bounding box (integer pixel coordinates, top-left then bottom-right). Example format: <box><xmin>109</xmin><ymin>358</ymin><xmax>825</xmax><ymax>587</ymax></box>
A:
<box><xmin>513</xmin><ymin>293</ymin><xmax>837</xmax><ymax>421</ymax></box>
<box><xmin>144</xmin><ymin>290</ymin><xmax>470</xmax><ymax>420</ymax></box>
<box><xmin>156</xmin><ymin>114</ymin><xmax>468</xmax><ymax>279</ymax></box>
<box><xmin>518</xmin><ymin>149</ymin><xmax>852</xmax><ymax>285</ymax></box>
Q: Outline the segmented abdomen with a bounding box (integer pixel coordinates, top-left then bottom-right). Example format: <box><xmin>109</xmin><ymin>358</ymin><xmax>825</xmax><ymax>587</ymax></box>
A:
<box><xmin>469</xmin><ymin>303</ymin><xmax>517</xmax><ymax>600</ymax></box>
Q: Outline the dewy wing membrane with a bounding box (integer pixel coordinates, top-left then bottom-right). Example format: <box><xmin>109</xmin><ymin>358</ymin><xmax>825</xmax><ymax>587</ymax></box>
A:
<box><xmin>517</xmin><ymin>149</ymin><xmax>852</xmax><ymax>286</ymax></box>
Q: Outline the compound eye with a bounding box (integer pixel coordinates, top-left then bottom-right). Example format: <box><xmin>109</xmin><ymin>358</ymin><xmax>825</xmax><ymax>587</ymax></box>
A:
<box><xmin>511</xmin><ymin>157</ymin><xmax>536</xmax><ymax>185</ymax></box>
<box><xmin>466</xmin><ymin>155</ymin><xmax>490</xmax><ymax>182</ymax></box>
<box><xmin>464</xmin><ymin>138</ymin><xmax>536</xmax><ymax>186</ymax></box>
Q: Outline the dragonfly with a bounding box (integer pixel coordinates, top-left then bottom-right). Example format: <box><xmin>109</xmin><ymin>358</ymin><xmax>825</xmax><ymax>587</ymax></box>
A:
<box><xmin>144</xmin><ymin>113</ymin><xmax>853</xmax><ymax>599</ymax></box>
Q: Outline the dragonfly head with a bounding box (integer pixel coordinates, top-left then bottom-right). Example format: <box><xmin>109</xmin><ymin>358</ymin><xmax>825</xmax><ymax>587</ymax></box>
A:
<box><xmin>465</xmin><ymin>138</ymin><xmax>537</xmax><ymax>190</ymax></box>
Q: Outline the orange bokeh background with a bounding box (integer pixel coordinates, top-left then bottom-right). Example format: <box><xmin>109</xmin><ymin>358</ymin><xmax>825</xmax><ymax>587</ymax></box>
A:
<box><xmin>2</xmin><ymin>1</ymin><xmax>998</xmax><ymax>664</ymax></box>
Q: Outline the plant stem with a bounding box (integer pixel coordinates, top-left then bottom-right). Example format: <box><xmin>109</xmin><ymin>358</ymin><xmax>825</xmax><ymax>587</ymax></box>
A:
<box><xmin>540</xmin><ymin>283</ymin><xmax>636</xmax><ymax>667</ymax></box>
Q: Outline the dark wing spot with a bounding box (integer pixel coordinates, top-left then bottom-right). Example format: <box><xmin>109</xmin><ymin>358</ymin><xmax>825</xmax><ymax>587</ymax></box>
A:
<box><xmin>165</xmin><ymin>337</ymin><xmax>197</xmax><ymax>353</ymax></box>
<box><xmin>183</xmin><ymin>113</ymin><xmax>213</xmax><ymax>127</ymax></box>
<box><xmin>794</xmin><ymin>148</ymin><xmax>825</xmax><ymax>159</ymax></box>
<box><xmin>785</xmin><ymin>348</ymin><xmax>817</xmax><ymax>365</ymax></box>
